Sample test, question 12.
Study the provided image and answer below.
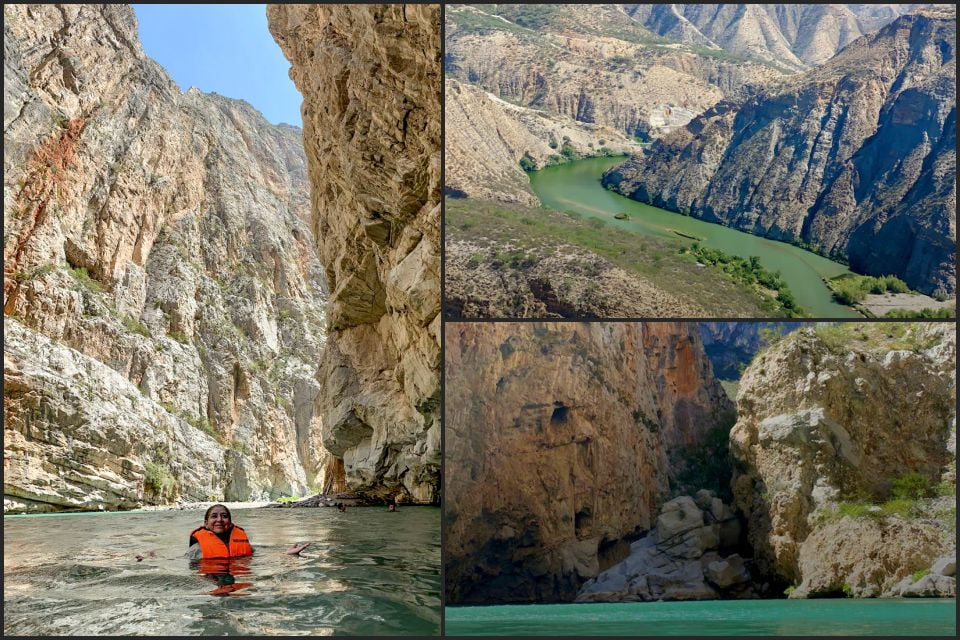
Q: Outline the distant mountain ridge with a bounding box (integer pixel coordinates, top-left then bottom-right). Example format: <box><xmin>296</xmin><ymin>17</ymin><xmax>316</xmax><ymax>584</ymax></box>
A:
<box><xmin>604</xmin><ymin>8</ymin><xmax>957</xmax><ymax>296</ymax></box>
<box><xmin>625</xmin><ymin>4</ymin><xmax>943</xmax><ymax>71</ymax></box>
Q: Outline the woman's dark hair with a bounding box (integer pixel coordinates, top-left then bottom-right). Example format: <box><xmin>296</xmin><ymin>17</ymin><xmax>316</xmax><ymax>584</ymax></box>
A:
<box><xmin>204</xmin><ymin>504</ymin><xmax>232</xmax><ymax>521</ymax></box>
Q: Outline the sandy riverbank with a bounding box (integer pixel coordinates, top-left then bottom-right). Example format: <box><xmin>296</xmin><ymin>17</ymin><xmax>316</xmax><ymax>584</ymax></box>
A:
<box><xmin>860</xmin><ymin>293</ymin><xmax>956</xmax><ymax>317</ymax></box>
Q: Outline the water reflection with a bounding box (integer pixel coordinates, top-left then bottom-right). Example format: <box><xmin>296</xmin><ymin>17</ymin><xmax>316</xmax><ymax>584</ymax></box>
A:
<box><xmin>192</xmin><ymin>557</ymin><xmax>255</xmax><ymax>596</ymax></box>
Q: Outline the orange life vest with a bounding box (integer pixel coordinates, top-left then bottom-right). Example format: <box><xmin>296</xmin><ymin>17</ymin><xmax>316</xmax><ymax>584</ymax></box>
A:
<box><xmin>190</xmin><ymin>525</ymin><xmax>253</xmax><ymax>558</ymax></box>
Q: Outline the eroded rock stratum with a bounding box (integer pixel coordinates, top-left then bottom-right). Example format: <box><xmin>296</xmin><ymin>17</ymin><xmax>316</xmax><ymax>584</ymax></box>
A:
<box><xmin>731</xmin><ymin>323</ymin><xmax>956</xmax><ymax>596</ymax></box>
<box><xmin>445</xmin><ymin>322</ymin><xmax>731</xmax><ymax>603</ymax></box>
<box><xmin>268</xmin><ymin>5</ymin><xmax>441</xmax><ymax>503</ymax></box>
<box><xmin>4</xmin><ymin>4</ymin><xmax>442</xmax><ymax>510</ymax></box>
<box><xmin>4</xmin><ymin>4</ymin><xmax>331</xmax><ymax>511</ymax></box>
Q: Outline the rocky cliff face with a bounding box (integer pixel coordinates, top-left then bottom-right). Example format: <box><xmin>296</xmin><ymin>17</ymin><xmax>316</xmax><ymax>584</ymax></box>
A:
<box><xmin>730</xmin><ymin>322</ymin><xmax>956</xmax><ymax>595</ymax></box>
<box><xmin>445</xmin><ymin>78</ymin><xmax>642</xmax><ymax>205</ymax></box>
<box><xmin>445</xmin><ymin>322</ymin><xmax>731</xmax><ymax>604</ymax></box>
<box><xmin>605</xmin><ymin>9</ymin><xmax>957</xmax><ymax>296</ymax></box>
<box><xmin>267</xmin><ymin>5</ymin><xmax>441</xmax><ymax>503</ymax></box>
<box><xmin>625</xmin><ymin>4</ymin><xmax>935</xmax><ymax>71</ymax></box>
<box><xmin>3</xmin><ymin>4</ymin><xmax>328</xmax><ymax>511</ymax></box>
<box><xmin>446</xmin><ymin>5</ymin><xmax>782</xmax><ymax>140</ymax></box>
<box><xmin>699</xmin><ymin>322</ymin><xmax>803</xmax><ymax>380</ymax></box>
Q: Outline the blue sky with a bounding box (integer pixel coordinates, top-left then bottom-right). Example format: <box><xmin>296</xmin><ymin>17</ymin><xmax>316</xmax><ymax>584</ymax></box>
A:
<box><xmin>132</xmin><ymin>4</ymin><xmax>301</xmax><ymax>126</ymax></box>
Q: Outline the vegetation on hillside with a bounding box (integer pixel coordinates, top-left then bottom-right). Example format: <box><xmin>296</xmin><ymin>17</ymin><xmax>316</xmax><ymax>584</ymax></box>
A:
<box><xmin>681</xmin><ymin>244</ymin><xmax>806</xmax><ymax>317</ymax></box>
<box><xmin>829</xmin><ymin>273</ymin><xmax>910</xmax><ymax>305</ymax></box>
<box><xmin>447</xmin><ymin>198</ymin><xmax>794</xmax><ymax>317</ymax></box>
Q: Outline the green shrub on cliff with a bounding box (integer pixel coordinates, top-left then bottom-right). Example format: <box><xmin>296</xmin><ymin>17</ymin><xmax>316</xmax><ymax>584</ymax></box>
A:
<box><xmin>145</xmin><ymin>461</ymin><xmax>177</xmax><ymax>499</ymax></box>
<box><xmin>891</xmin><ymin>472</ymin><xmax>933</xmax><ymax>500</ymax></box>
<box><xmin>671</xmin><ymin>410</ymin><xmax>737</xmax><ymax>500</ymax></box>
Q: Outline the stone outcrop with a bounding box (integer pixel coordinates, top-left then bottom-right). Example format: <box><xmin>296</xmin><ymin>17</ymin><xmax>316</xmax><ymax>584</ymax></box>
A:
<box><xmin>604</xmin><ymin>9</ymin><xmax>957</xmax><ymax>295</ymax></box>
<box><xmin>577</xmin><ymin>492</ymin><xmax>752</xmax><ymax>602</ymax></box>
<box><xmin>267</xmin><ymin>4</ymin><xmax>440</xmax><ymax>503</ymax></box>
<box><xmin>446</xmin><ymin>4</ymin><xmax>783</xmax><ymax>140</ymax></box>
<box><xmin>444</xmin><ymin>238</ymin><xmax>708</xmax><ymax>319</ymax></box>
<box><xmin>445</xmin><ymin>79</ymin><xmax>643</xmax><ymax>205</ymax></box>
<box><xmin>729</xmin><ymin>322</ymin><xmax>956</xmax><ymax>595</ymax></box>
<box><xmin>4</xmin><ymin>5</ymin><xmax>329</xmax><ymax>511</ymax></box>
<box><xmin>445</xmin><ymin>322</ymin><xmax>731</xmax><ymax>604</ymax></box>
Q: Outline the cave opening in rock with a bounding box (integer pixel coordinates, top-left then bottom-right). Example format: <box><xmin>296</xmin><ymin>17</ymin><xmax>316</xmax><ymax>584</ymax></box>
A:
<box><xmin>551</xmin><ymin>401</ymin><xmax>569</xmax><ymax>424</ymax></box>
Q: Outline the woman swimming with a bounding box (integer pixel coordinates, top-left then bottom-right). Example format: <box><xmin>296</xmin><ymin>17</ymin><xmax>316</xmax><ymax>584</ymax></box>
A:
<box><xmin>187</xmin><ymin>504</ymin><xmax>310</xmax><ymax>559</ymax></box>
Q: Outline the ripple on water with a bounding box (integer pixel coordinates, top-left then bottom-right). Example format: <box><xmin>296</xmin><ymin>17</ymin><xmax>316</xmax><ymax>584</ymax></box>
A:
<box><xmin>4</xmin><ymin>507</ymin><xmax>440</xmax><ymax>635</ymax></box>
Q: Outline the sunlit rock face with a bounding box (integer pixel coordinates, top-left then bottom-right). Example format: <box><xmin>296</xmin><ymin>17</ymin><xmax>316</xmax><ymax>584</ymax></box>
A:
<box><xmin>268</xmin><ymin>5</ymin><xmax>441</xmax><ymax>503</ymax></box>
<box><xmin>730</xmin><ymin>323</ymin><xmax>956</xmax><ymax>593</ymax></box>
<box><xmin>3</xmin><ymin>4</ymin><xmax>329</xmax><ymax>511</ymax></box>
<box><xmin>605</xmin><ymin>9</ymin><xmax>957</xmax><ymax>296</ymax></box>
<box><xmin>445</xmin><ymin>322</ymin><xmax>731</xmax><ymax>604</ymax></box>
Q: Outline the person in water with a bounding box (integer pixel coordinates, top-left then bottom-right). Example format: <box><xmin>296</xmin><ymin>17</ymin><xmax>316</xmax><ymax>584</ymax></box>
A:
<box><xmin>187</xmin><ymin>504</ymin><xmax>310</xmax><ymax>559</ymax></box>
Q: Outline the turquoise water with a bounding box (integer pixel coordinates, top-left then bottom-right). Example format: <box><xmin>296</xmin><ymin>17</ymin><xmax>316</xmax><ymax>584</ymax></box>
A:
<box><xmin>4</xmin><ymin>506</ymin><xmax>440</xmax><ymax>636</ymax></box>
<box><xmin>446</xmin><ymin>599</ymin><xmax>957</xmax><ymax>636</ymax></box>
<box><xmin>529</xmin><ymin>157</ymin><xmax>860</xmax><ymax>318</ymax></box>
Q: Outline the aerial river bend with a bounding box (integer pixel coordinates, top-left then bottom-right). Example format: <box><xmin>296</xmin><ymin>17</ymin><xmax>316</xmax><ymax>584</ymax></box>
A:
<box><xmin>529</xmin><ymin>156</ymin><xmax>860</xmax><ymax>318</ymax></box>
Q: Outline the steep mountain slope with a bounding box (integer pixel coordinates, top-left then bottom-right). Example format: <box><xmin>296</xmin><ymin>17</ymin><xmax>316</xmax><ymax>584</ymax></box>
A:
<box><xmin>699</xmin><ymin>322</ymin><xmax>803</xmax><ymax>380</ymax></box>
<box><xmin>446</xmin><ymin>4</ymin><xmax>783</xmax><ymax>141</ymax></box>
<box><xmin>445</xmin><ymin>78</ymin><xmax>642</xmax><ymax>205</ymax></box>
<box><xmin>268</xmin><ymin>5</ymin><xmax>441</xmax><ymax>503</ymax></box>
<box><xmin>445</xmin><ymin>322</ymin><xmax>731</xmax><ymax>604</ymax></box>
<box><xmin>605</xmin><ymin>9</ymin><xmax>956</xmax><ymax>296</ymax></box>
<box><xmin>625</xmin><ymin>4</ymin><xmax>938</xmax><ymax>71</ymax></box>
<box><xmin>3</xmin><ymin>5</ymin><xmax>327</xmax><ymax>511</ymax></box>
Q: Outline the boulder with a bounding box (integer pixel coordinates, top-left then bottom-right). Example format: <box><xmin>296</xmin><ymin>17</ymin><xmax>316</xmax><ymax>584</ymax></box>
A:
<box><xmin>902</xmin><ymin>574</ymin><xmax>957</xmax><ymax>598</ymax></box>
<box><xmin>705</xmin><ymin>554</ymin><xmax>750</xmax><ymax>589</ymax></box>
<box><xmin>932</xmin><ymin>557</ymin><xmax>956</xmax><ymax>577</ymax></box>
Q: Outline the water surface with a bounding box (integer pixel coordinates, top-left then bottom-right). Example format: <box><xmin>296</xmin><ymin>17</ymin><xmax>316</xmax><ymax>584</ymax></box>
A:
<box><xmin>4</xmin><ymin>506</ymin><xmax>439</xmax><ymax>636</ymax></box>
<box><xmin>529</xmin><ymin>157</ymin><xmax>860</xmax><ymax>318</ymax></box>
<box><xmin>446</xmin><ymin>599</ymin><xmax>957</xmax><ymax>636</ymax></box>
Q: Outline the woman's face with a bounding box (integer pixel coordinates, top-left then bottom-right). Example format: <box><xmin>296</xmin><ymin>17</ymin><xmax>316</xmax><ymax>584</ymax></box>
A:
<box><xmin>205</xmin><ymin>506</ymin><xmax>231</xmax><ymax>534</ymax></box>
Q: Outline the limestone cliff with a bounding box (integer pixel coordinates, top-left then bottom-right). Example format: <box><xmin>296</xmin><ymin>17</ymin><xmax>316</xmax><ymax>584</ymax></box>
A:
<box><xmin>625</xmin><ymin>4</ymin><xmax>937</xmax><ymax>71</ymax></box>
<box><xmin>730</xmin><ymin>322</ymin><xmax>956</xmax><ymax>596</ymax></box>
<box><xmin>445</xmin><ymin>78</ymin><xmax>643</xmax><ymax>205</ymax></box>
<box><xmin>446</xmin><ymin>5</ymin><xmax>783</xmax><ymax>141</ymax></box>
<box><xmin>605</xmin><ymin>9</ymin><xmax>957</xmax><ymax>296</ymax></box>
<box><xmin>445</xmin><ymin>322</ymin><xmax>731</xmax><ymax>604</ymax></box>
<box><xmin>4</xmin><ymin>5</ymin><xmax>327</xmax><ymax>511</ymax></box>
<box><xmin>267</xmin><ymin>5</ymin><xmax>440</xmax><ymax>503</ymax></box>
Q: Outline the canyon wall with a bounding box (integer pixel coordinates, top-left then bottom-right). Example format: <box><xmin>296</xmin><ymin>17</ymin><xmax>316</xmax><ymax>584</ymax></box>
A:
<box><xmin>4</xmin><ymin>4</ymin><xmax>328</xmax><ymax>511</ymax></box>
<box><xmin>445</xmin><ymin>322</ymin><xmax>731</xmax><ymax>604</ymax></box>
<box><xmin>699</xmin><ymin>322</ymin><xmax>803</xmax><ymax>380</ymax></box>
<box><xmin>267</xmin><ymin>5</ymin><xmax>441</xmax><ymax>503</ymax></box>
<box><xmin>626</xmin><ymin>4</ymin><xmax>934</xmax><ymax>70</ymax></box>
<box><xmin>730</xmin><ymin>322</ymin><xmax>956</xmax><ymax>595</ymax></box>
<box><xmin>445</xmin><ymin>78</ymin><xmax>642</xmax><ymax>205</ymax></box>
<box><xmin>445</xmin><ymin>5</ymin><xmax>782</xmax><ymax>140</ymax></box>
<box><xmin>605</xmin><ymin>9</ymin><xmax>957</xmax><ymax>296</ymax></box>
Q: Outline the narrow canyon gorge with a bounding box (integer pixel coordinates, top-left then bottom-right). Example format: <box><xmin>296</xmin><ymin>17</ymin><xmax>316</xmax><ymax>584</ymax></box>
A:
<box><xmin>4</xmin><ymin>4</ymin><xmax>440</xmax><ymax>512</ymax></box>
<box><xmin>446</xmin><ymin>321</ymin><xmax>957</xmax><ymax>604</ymax></box>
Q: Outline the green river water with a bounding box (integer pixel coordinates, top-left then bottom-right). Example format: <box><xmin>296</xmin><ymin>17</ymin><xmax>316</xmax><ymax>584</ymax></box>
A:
<box><xmin>4</xmin><ymin>506</ymin><xmax>440</xmax><ymax>636</ymax></box>
<box><xmin>446</xmin><ymin>599</ymin><xmax>957</xmax><ymax>636</ymax></box>
<box><xmin>528</xmin><ymin>157</ymin><xmax>860</xmax><ymax>318</ymax></box>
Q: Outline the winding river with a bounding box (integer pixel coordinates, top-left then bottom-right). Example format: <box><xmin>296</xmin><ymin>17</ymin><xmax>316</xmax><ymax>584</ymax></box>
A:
<box><xmin>529</xmin><ymin>157</ymin><xmax>860</xmax><ymax>318</ymax></box>
<box><xmin>4</xmin><ymin>506</ymin><xmax>440</xmax><ymax>636</ymax></box>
